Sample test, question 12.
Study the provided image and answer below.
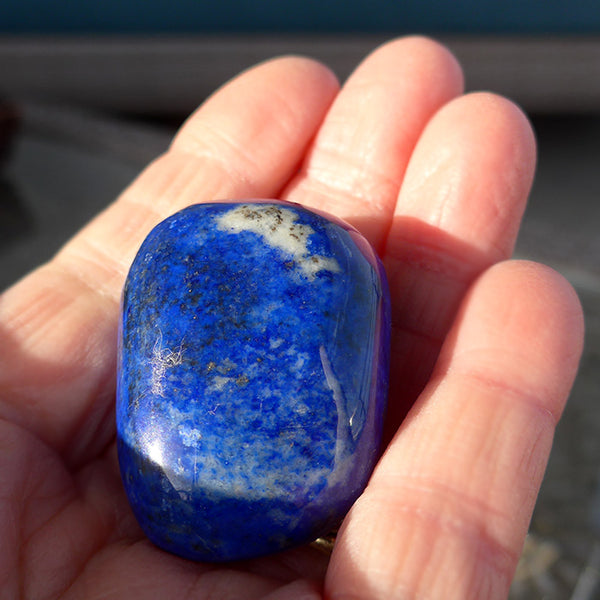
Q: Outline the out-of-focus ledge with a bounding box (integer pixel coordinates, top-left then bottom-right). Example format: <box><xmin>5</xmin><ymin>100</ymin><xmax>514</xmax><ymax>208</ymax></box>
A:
<box><xmin>1</xmin><ymin>35</ymin><xmax>599</xmax><ymax>115</ymax></box>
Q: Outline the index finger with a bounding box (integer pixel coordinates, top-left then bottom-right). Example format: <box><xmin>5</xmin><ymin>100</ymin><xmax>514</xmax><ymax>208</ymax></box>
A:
<box><xmin>0</xmin><ymin>56</ymin><xmax>338</xmax><ymax>463</ymax></box>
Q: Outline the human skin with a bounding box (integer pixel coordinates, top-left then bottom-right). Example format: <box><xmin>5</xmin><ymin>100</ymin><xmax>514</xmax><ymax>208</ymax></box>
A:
<box><xmin>0</xmin><ymin>37</ymin><xmax>584</xmax><ymax>599</ymax></box>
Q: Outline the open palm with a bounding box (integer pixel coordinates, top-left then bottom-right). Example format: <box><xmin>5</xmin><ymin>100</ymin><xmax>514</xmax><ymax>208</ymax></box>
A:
<box><xmin>0</xmin><ymin>38</ymin><xmax>583</xmax><ymax>599</ymax></box>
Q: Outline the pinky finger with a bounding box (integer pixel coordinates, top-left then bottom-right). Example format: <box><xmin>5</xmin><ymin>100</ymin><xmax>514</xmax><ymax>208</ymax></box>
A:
<box><xmin>326</xmin><ymin>260</ymin><xmax>584</xmax><ymax>600</ymax></box>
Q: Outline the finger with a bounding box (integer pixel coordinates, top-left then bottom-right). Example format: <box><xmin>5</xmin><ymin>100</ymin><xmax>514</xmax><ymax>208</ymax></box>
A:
<box><xmin>384</xmin><ymin>93</ymin><xmax>537</xmax><ymax>430</ymax></box>
<box><xmin>283</xmin><ymin>36</ymin><xmax>464</xmax><ymax>250</ymax></box>
<box><xmin>0</xmin><ymin>56</ymin><xmax>338</xmax><ymax>462</ymax></box>
<box><xmin>61</xmin><ymin>55</ymin><xmax>339</xmax><ymax>302</ymax></box>
<box><xmin>326</xmin><ymin>260</ymin><xmax>584</xmax><ymax>600</ymax></box>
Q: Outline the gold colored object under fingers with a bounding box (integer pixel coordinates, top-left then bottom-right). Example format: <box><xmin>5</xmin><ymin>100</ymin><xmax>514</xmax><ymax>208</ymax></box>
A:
<box><xmin>310</xmin><ymin>529</ymin><xmax>338</xmax><ymax>556</ymax></box>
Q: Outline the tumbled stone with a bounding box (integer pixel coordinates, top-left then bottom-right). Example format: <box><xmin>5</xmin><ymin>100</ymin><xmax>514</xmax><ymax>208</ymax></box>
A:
<box><xmin>117</xmin><ymin>200</ymin><xmax>390</xmax><ymax>562</ymax></box>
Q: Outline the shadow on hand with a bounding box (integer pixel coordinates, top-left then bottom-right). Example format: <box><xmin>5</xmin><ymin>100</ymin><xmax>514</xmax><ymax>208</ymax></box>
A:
<box><xmin>376</xmin><ymin>215</ymin><xmax>494</xmax><ymax>445</ymax></box>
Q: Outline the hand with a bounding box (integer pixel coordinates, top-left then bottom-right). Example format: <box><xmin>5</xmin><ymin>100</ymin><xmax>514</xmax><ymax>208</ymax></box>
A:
<box><xmin>0</xmin><ymin>37</ymin><xmax>583</xmax><ymax>599</ymax></box>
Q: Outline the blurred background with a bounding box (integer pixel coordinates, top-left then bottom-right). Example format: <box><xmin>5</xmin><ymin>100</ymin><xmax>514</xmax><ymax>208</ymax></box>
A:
<box><xmin>0</xmin><ymin>2</ymin><xmax>599</xmax><ymax>598</ymax></box>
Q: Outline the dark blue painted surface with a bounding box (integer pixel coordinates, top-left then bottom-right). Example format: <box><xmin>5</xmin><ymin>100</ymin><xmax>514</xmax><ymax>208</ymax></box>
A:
<box><xmin>2</xmin><ymin>0</ymin><xmax>599</xmax><ymax>34</ymax></box>
<box><xmin>117</xmin><ymin>201</ymin><xmax>390</xmax><ymax>561</ymax></box>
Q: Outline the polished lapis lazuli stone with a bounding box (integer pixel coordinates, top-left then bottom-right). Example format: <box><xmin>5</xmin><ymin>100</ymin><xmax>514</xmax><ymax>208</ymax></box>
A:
<box><xmin>117</xmin><ymin>200</ymin><xmax>390</xmax><ymax>562</ymax></box>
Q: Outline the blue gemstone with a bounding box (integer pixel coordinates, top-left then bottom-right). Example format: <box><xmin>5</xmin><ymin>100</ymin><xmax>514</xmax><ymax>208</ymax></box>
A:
<box><xmin>117</xmin><ymin>200</ymin><xmax>390</xmax><ymax>562</ymax></box>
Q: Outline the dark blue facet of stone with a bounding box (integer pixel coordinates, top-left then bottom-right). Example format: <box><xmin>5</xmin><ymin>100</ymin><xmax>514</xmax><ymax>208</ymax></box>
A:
<box><xmin>117</xmin><ymin>200</ymin><xmax>390</xmax><ymax>562</ymax></box>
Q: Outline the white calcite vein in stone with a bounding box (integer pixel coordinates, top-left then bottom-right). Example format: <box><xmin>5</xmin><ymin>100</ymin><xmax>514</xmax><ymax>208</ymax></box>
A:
<box><xmin>216</xmin><ymin>203</ymin><xmax>341</xmax><ymax>279</ymax></box>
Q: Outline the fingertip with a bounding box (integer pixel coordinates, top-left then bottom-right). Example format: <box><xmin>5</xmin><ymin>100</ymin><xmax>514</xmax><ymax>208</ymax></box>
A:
<box><xmin>248</xmin><ymin>54</ymin><xmax>341</xmax><ymax>103</ymax></box>
<box><xmin>492</xmin><ymin>259</ymin><xmax>584</xmax><ymax>362</ymax></box>
<box><xmin>271</xmin><ymin>54</ymin><xmax>340</xmax><ymax>87</ymax></box>
<box><xmin>356</xmin><ymin>35</ymin><xmax>465</xmax><ymax>99</ymax></box>
<box><xmin>172</xmin><ymin>54</ymin><xmax>339</xmax><ymax>154</ymax></box>
<box><xmin>396</xmin><ymin>90</ymin><xmax>538</xmax><ymax>260</ymax></box>
<box><xmin>440</xmin><ymin>259</ymin><xmax>584</xmax><ymax>418</ymax></box>
<box><xmin>476</xmin><ymin>259</ymin><xmax>583</xmax><ymax>352</ymax></box>
<box><xmin>456</xmin><ymin>91</ymin><xmax>537</xmax><ymax>183</ymax></box>
<box><xmin>363</xmin><ymin>35</ymin><xmax>465</xmax><ymax>96</ymax></box>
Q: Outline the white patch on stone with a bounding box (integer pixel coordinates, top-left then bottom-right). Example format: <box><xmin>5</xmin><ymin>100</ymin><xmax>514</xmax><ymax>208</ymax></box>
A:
<box><xmin>179</xmin><ymin>423</ymin><xmax>203</xmax><ymax>447</ymax></box>
<box><xmin>208</xmin><ymin>375</ymin><xmax>234</xmax><ymax>392</ymax></box>
<box><xmin>215</xmin><ymin>204</ymin><xmax>341</xmax><ymax>279</ymax></box>
<box><xmin>319</xmin><ymin>345</ymin><xmax>349</xmax><ymax>468</ymax></box>
<box><xmin>295</xmin><ymin>402</ymin><xmax>309</xmax><ymax>416</ymax></box>
<box><xmin>150</xmin><ymin>331</ymin><xmax>184</xmax><ymax>397</ymax></box>
<box><xmin>269</xmin><ymin>337</ymin><xmax>284</xmax><ymax>349</ymax></box>
<box><xmin>165</xmin><ymin>403</ymin><xmax>188</xmax><ymax>423</ymax></box>
<box><xmin>216</xmin><ymin>358</ymin><xmax>237</xmax><ymax>374</ymax></box>
<box><xmin>293</xmin><ymin>352</ymin><xmax>309</xmax><ymax>372</ymax></box>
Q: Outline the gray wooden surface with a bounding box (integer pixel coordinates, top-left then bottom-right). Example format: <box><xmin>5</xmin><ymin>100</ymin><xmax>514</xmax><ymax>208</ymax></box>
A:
<box><xmin>1</xmin><ymin>36</ymin><xmax>600</xmax><ymax>114</ymax></box>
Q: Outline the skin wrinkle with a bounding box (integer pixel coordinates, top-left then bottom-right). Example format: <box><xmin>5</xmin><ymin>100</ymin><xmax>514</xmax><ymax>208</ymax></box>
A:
<box><xmin>315</xmin><ymin>81</ymin><xmax>406</xmax><ymax>160</ymax></box>
<box><xmin>118</xmin><ymin>192</ymin><xmax>175</xmax><ymax>236</ymax></box>
<box><xmin>21</xmin><ymin>478</ymin><xmax>75</xmax><ymax>554</ymax></box>
<box><xmin>74</xmin><ymin>453</ymin><xmax>121</xmax><ymax>536</ymax></box>
<box><xmin>64</xmin><ymin>194</ymin><xmax>168</xmax><ymax>283</ymax></box>
<box><xmin>61</xmin><ymin>540</ymin><xmax>144</xmax><ymax>598</ymax></box>
<box><xmin>332</xmin><ymin>490</ymin><xmax>518</xmax><ymax>600</ymax></box>
<box><xmin>175</xmin><ymin>126</ymin><xmax>260</xmax><ymax>187</ymax></box>
<box><xmin>46</xmin><ymin>266</ymin><xmax>117</xmax><ymax>326</ymax></box>
<box><xmin>57</xmin><ymin>238</ymin><xmax>131</xmax><ymax>302</ymax></box>
<box><xmin>36</xmin><ymin>281</ymin><xmax>115</xmax><ymax>370</ymax></box>
<box><xmin>1</xmin><ymin>316</ymin><xmax>87</xmax><ymax>400</ymax></box>
<box><xmin>147</xmin><ymin>155</ymin><xmax>214</xmax><ymax>211</ymax></box>
<box><xmin>384</xmin><ymin>242</ymin><xmax>485</xmax><ymax>345</ymax></box>
<box><xmin>15</xmin><ymin>447</ymin><xmax>86</xmax><ymax>600</ymax></box>
<box><xmin>420</xmin><ymin>511</ymin><xmax>517</xmax><ymax>599</ymax></box>
<box><xmin>430</xmin><ymin>529</ymin><xmax>515</xmax><ymax>600</ymax></box>
<box><xmin>60</xmin><ymin>549</ymin><xmax>172</xmax><ymax>600</ymax></box>
<box><xmin>72</xmin><ymin>205</ymin><xmax>153</xmax><ymax>270</ymax></box>
<box><xmin>38</xmin><ymin>513</ymin><xmax>100</xmax><ymax>595</ymax></box>
<box><xmin>401</xmin><ymin>148</ymin><xmax>459</xmax><ymax>232</ymax></box>
<box><xmin>370</xmin><ymin>475</ymin><xmax>512</xmax><ymax>526</ymax></box>
<box><xmin>117</xmin><ymin>151</ymin><xmax>195</xmax><ymax>213</ymax></box>
<box><xmin>443</xmin><ymin>359</ymin><xmax>560</xmax><ymax>426</ymax></box>
<box><xmin>412</xmin><ymin>364</ymin><xmax>558</xmax><ymax>491</ymax></box>
<box><xmin>120</xmin><ymin>151</ymin><xmax>248</xmax><ymax>222</ymax></box>
<box><xmin>0</xmin><ymin>273</ymin><xmax>76</xmax><ymax>347</ymax></box>
<box><xmin>466</xmin><ymin>174</ymin><xmax>520</xmax><ymax>261</ymax></box>
<box><xmin>388</xmin><ymin>414</ymin><xmax>541</xmax><ymax>542</ymax></box>
<box><xmin>31</xmin><ymin>462</ymin><xmax>140</xmax><ymax>600</ymax></box>
<box><xmin>514</xmin><ymin>423</ymin><xmax>551</xmax><ymax>503</ymax></box>
<box><xmin>166</xmin><ymin>152</ymin><xmax>254</xmax><ymax>211</ymax></box>
<box><xmin>301</xmin><ymin>144</ymin><xmax>401</xmax><ymax>203</ymax></box>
